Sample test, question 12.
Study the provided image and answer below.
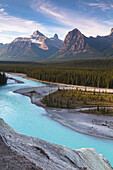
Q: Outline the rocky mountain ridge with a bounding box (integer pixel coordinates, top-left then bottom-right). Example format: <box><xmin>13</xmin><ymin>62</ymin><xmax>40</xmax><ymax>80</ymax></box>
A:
<box><xmin>0</xmin><ymin>30</ymin><xmax>63</xmax><ymax>61</ymax></box>
<box><xmin>1</xmin><ymin>28</ymin><xmax>113</xmax><ymax>61</ymax></box>
<box><xmin>50</xmin><ymin>28</ymin><xmax>113</xmax><ymax>60</ymax></box>
<box><xmin>13</xmin><ymin>31</ymin><xmax>63</xmax><ymax>50</ymax></box>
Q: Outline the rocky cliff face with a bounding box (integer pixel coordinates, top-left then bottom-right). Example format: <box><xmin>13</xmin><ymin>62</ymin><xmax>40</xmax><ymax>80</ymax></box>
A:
<box><xmin>1</xmin><ymin>28</ymin><xmax>113</xmax><ymax>61</ymax></box>
<box><xmin>12</xmin><ymin>31</ymin><xmax>63</xmax><ymax>51</ymax></box>
<box><xmin>0</xmin><ymin>30</ymin><xmax>63</xmax><ymax>61</ymax></box>
<box><xmin>53</xmin><ymin>34</ymin><xmax>59</xmax><ymax>40</ymax></box>
<box><xmin>110</xmin><ymin>28</ymin><xmax>113</xmax><ymax>35</ymax></box>
<box><xmin>60</xmin><ymin>29</ymin><xmax>87</xmax><ymax>53</ymax></box>
<box><xmin>62</xmin><ymin>28</ymin><xmax>113</xmax><ymax>53</ymax></box>
<box><xmin>0</xmin><ymin>119</ymin><xmax>112</xmax><ymax>170</ymax></box>
<box><xmin>30</xmin><ymin>30</ymin><xmax>48</xmax><ymax>50</ymax></box>
<box><xmin>50</xmin><ymin>28</ymin><xmax>113</xmax><ymax>60</ymax></box>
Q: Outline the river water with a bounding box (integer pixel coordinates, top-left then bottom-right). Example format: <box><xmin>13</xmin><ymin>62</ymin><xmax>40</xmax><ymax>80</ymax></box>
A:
<box><xmin>0</xmin><ymin>74</ymin><xmax>113</xmax><ymax>166</ymax></box>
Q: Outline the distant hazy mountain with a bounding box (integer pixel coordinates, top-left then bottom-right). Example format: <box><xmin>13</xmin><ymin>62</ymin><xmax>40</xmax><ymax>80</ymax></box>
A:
<box><xmin>0</xmin><ymin>43</ymin><xmax>8</xmax><ymax>51</ymax></box>
<box><xmin>0</xmin><ymin>30</ymin><xmax>63</xmax><ymax>61</ymax></box>
<box><xmin>49</xmin><ymin>28</ymin><xmax>113</xmax><ymax>60</ymax></box>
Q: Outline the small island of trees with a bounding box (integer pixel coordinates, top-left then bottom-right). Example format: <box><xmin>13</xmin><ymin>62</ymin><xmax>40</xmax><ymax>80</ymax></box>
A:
<box><xmin>0</xmin><ymin>72</ymin><xmax>7</xmax><ymax>85</ymax></box>
<box><xmin>42</xmin><ymin>88</ymin><xmax>113</xmax><ymax>116</ymax></box>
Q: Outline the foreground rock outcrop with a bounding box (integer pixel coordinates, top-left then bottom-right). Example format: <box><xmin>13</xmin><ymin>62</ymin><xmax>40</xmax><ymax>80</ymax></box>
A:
<box><xmin>0</xmin><ymin>119</ymin><xmax>112</xmax><ymax>170</ymax></box>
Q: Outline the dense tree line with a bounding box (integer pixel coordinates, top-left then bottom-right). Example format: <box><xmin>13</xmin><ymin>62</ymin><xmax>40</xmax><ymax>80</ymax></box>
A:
<box><xmin>0</xmin><ymin>61</ymin><xmax>113</xmax><ymax>88</ymax></box>
<box><xmin>0</xmin><ymin>72</ymin><xmax>7</xmax><ymax>85</ymax></box>
<box><xmin>1</xmin><ymin>59</ymin><xmax>113</xmax><ymax>68</ymax></box>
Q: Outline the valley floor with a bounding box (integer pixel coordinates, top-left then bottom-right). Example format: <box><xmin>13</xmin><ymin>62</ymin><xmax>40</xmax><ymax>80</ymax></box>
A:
<box><xmin>12</xmin><ymin>73</ymin><xmax>113</xmax><ymax>140</ymax></box>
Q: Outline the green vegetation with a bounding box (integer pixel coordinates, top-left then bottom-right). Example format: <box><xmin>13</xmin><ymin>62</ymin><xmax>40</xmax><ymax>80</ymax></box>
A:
<box><xmin>1</xmin><ymin>59</ymin><xmax>113</xmax><ymax>88</ymax></box>
<box><xmin>81</xmin><ymin>107</ymin><xmax>113</xmax><ymax>116</ymax></box>
<box><xmin>42</xmin><ymin>88</ymin><xmax>113</xmax><ymax>112</ymax></box>
<box><xmin>0</xmin><ymin>72</ymin><xmax>7</xmax><ymax>85</ymax></box>
<box><xmin>1</xmin><ymin>59</ymin><xmax>113</xmax><ymax>115</ymax></box>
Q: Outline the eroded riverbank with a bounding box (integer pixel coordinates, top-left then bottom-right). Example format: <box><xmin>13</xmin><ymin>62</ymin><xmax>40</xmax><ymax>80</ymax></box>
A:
<box><xmin>14</xmin><ymin>84</ymin><xmax>113</xmax><ymax>140</ymax></box>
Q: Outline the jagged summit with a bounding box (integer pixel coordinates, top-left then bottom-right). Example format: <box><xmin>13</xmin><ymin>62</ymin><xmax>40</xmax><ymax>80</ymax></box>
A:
<box><xmin>1</xmin><ymin>28</ymin><xmax>113</xmax><ymax>61</ymax></box>
<box><xmin>68</xmin><ymin>28</ymin><xmax>82</xmax><ymax>36</ymax></box>
<box><xmin>50</xmin><ymin>34</ymin><xmax>60</xmax><ymax>40</ymax></box>
<box><xmin>0</xmin><ymin>30</ymin><xmax>63</xmax><ymax>61</ymax></box>
<box><xmin>30</xmin><ymin>30</ymin><xmax>46</xmax><ymax>44</ymax></box>
<box><xmin>54</xmin><ymin>34</ymin><xmax>58</xmax><ymax>39</ymax></box>
<box><xmin>70</xmin><ymin>28</ymin><xmax>80</xmax><ymax>33</ymax></box>
<box><xmin>32</xmin><ymin>30</ymin><xmax>44</xmax><ymax>37</ymax></box>
<box><xmin>60</xmin><ymin>28</ymin><xmax>85</xmax><ymax>52</ymax></box>
<box><xmin>50</xmin><ymin>27</ymin><xmax>113</xmax><ymax>60</ymax></box>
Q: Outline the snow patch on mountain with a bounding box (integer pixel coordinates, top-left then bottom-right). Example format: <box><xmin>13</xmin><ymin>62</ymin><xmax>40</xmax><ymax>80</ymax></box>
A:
<box><xmin>31</xmin><ymin>39</ymin><xmax>42</xmax><ymax>44</ymax></box>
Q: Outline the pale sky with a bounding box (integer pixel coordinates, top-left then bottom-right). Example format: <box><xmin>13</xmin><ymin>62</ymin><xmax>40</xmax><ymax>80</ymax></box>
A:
<box><xmin>0</xmin><ymin>0</ymin><xmax>113</xmax><ymax>43</ymax></box>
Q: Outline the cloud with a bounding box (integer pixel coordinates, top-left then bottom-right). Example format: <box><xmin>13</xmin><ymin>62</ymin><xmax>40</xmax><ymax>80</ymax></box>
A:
<box><xmin>104</xmin><ymin>20</ymin><xmax>113</xmax><ymax>28</ymax></box>
<box><xmin>0</xmin><ymin>8</ymin><xmax>4</xmax><ymax>12</ymax></box>
<box><xmin>0</xmin><ymin>13</ymin><xmax>46</xmax><ymax>33</ymax></box>
<box><xmin>40</xmin><ymin>6</ymin><xmax>64</xmax><ymax>19</ymax></box>
<box><xmin>0</xmin><ymin>0</ymin><xmax>112</xmax><ymax>43</ymax></box>
<box><xmin>43</xmin><ymin>26</ymin><xmax>70</xmax><ymax>40</ymax></box>
<box><xmin>0</xmin><ymin>0</ymin><xmax>69</xmax><ymax>43</ymax></box>
<box><xmin>88</xmin><ymin>2</ymin><xmax>113</xmax><ymax>11</ymax></box>
<box><xmin>58</xmin><ymin>14</ymin><xmax>110</xmax><ymax>37</ymax></box>
<box><xmin>0</xmin><ymin>10</ymin><xmax>50</xmax><ymax>43</ymax></box>
<box><xmin>0</xmin><ymin>33</ymin><xmax>17</xmax><ymax>44</ymax></box>
<box><xmin>31</xmin><ymin>0</ymin><xmax>64</xmax><ymax>19</ymax></box>
<box><xmin>31</xmin><ymin>0</ymin><xmax>111</xmax><ymax>37</ymax></box>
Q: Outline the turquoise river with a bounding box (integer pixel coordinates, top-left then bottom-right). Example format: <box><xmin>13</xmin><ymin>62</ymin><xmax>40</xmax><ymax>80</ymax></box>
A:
<box><xmin>0</xmin><ymin>74</ymin><xmax>113</xmax><ymax>166</ymax></box>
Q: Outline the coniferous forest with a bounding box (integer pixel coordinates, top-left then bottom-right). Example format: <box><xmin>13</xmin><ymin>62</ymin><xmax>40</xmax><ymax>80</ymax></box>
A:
<box><xmin>1</xmin><ymin>59</ymin><xmax>113</xmax><ymax>88</ymax></box>
<box><xmin>0</xmin><ymin>72</ymin><xmax>7</xmax><ymax>85</ymax></box>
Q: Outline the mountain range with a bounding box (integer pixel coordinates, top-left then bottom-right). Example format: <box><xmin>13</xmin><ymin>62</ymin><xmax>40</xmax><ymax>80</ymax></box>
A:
<box><xmin>0</xmin><ymin>28</ymin><xmax>113</xmax><ymax>61</ymax></box>
<box><xmin>0</xmin><ymin>31</ymin><xmax>63</xmax><ymax>61</ymax></box>
<box><xmin>49</xmin><ymin>28</ymin><xmax>113</xmax><ymax>60</ymax></box>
